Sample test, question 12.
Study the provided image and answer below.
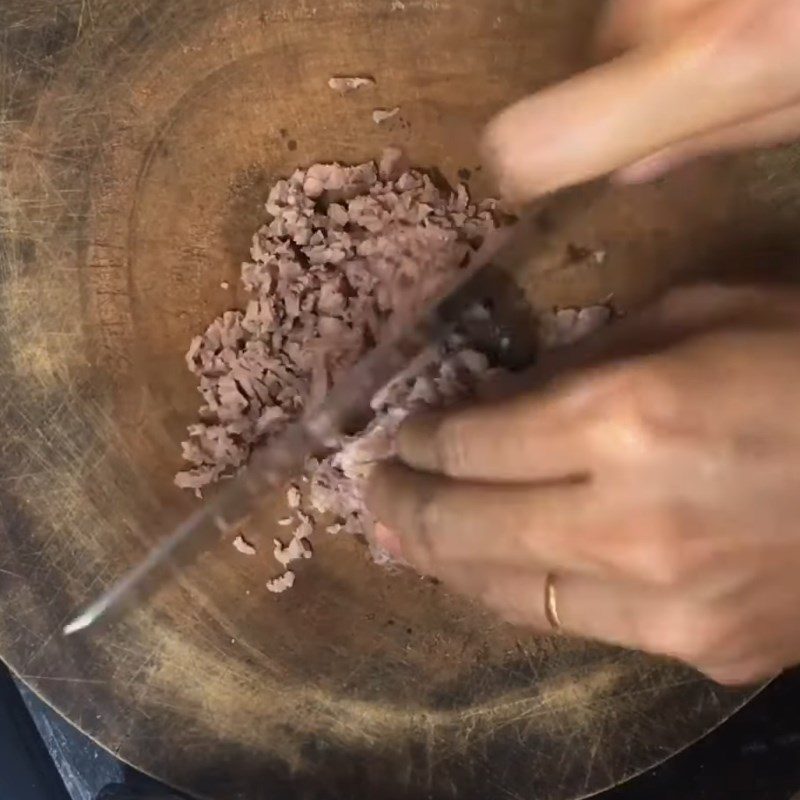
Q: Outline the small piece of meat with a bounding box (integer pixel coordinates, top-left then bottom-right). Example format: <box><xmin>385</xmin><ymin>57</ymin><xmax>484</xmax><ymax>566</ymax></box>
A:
<box><xmin>273</xmin><ymin>536</ymin><xmax>312</xmax><ymax>567</ymax></box>
<box><xmin>255</xmin><ymin>405</ymin><xmax>286</xmax><ymax>436</ymax></box>
<box><xmin>539</xmin><ymin>305</ymin><xmax>612</xmax><ymax>348</ymax></box>
<box><xmin>266</xmin><ymin>570</ymin><xmax>296</xmax><ymax>594</ymax></box>
<box><xmin>233</xmin><ymin>535</ymin><xmax>257</xmax><ymax>555</ymax></box>
<box><xmin>372</xmin><ymin>107</ymin><xmax>400</xmax><ymax>125</ymax></box>
<box><xmin>174</xmin><ymin>466</ymin><xmax>220</xmax><ymax>497</ymax></box>
<box><xmin>286</xmin><ymin>484</ymin><xmax>302</xmax><ymax>509</ymax></box>
<box><xmin>293</xmin><ymin>511</ymin><xmax>314</xmax><ymax>541</ymax></box>
<box><xmin>328</xmin><ymin>76</ymin><xmax>375</xmax><ymax>94</ymax></box>
<box><xmin>574</xmin><ymin>305</ymin><xmax>612</xmax><ymax>340</ymax></box>
<box><xmin>379</xmin><ymin>146</ymin><xmax>410</xmax><ymax>181</ymax></box>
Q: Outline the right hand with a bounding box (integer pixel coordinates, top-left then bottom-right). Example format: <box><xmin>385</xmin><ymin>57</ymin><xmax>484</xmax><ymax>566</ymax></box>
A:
<box><xmin>484</xmin><ymin>0</ymin><xmax>800</xmax><ymax>201</ymax></box>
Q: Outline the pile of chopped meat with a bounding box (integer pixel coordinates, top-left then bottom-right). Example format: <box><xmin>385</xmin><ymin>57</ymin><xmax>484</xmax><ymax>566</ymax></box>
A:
<box><xmin>177</xmin><ymin>148</ymin><xmax>496</xmax><ymax>492</ymax></box>
<box><xmin>176</xmin><ymin>149</ymin><xmax>504</xmax><ymax>585</ymax></box>
<box><xmin>176</xmin><ymin>149</ymin><xmax>610</xmax><ymax>590</ymax></box>
<box><xmin>309</xmin><ymin>342</ymin><xmax>500</xmax><ymax>564</ymax></box>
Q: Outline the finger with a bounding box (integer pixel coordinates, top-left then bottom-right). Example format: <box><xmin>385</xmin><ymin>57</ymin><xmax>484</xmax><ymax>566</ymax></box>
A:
<box><xmin>395</xmin><ymin>382</ymin><xmax>605</xmax><ymax>481</ymax></box>
<box><xmin>596</xmin><ymin>0</ymin><xmax>722</xmax><ymax>56</ymax></box>
<box><xmin>479</xmin><ymin>570</ymin><xmax>728</xmax><ymax>667</ymax></box>
<box><xmin>616</xmin><ymin>102</ymin><xmax>800</xmax><ymax>184</ymax></box>
<box><xmin>367</xmin><ymin>460</ymin><xmax>612</xmax><ymax>578</ymax></box>
<box><xmin>479</xmin><ymin>572</ymin><xmax>786</xmax><ymax>683</ymax></box>
<box><xmin>477</xmin><ymin>571</ymin><xmax>551</xmax><ymax>630</ymax></box>
<box><xmin>483</xmin><ymin>0</ymin><xmax>800</xmax><ymax>201</ymax></box>
<box><xmin>480</xmin><ymin>571</ymin><xmax>651</xmax><ymax>647</ymax></box>
<box><xmin>396</xmin><ymin>356</ymin><xmax>668</xmax><ymax>482</ymax></box>
<box><xmin>398</xmin><ymin>281</ymin><xmax>800</xmax><ymax>483</ymax></box>
<box><xmin>372</xmin><ymin>522</ymin><xmax>404</xmax><ymax>561</ymax></box>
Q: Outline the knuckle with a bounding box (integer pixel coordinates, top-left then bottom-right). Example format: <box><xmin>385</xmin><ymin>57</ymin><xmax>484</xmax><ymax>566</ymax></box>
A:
<box><xmin>626</xmin><ymin>503</ymin><xmax>706</xmax><ymax>587</ymax></box>
<box><xmin>626</xmin><ymin>364</ymin><xmax>681</xmax><ymax>430</ymax></box>
<box><xmin>644</xmin><ymin>603</ymin><xmax>723</xmax><ymax>665</ymax></box>
<box><xmin>590</xmin><ymin>365</ymin><xmax>681</xmax><ymax>459</ymax></box>
<box><xmin>433</xmin><ymin>415</ymin><xmax>471</xmax><ymax>477</ymax></box>
<box><xmin>647</xmin><ymin>600</ymin><xmax>756</xmax><ymax>671</ymax></box>
<box><xmin>410</xmin><ymin>488</ymin><xmax>442</xmax><ymax>560</ymax></box>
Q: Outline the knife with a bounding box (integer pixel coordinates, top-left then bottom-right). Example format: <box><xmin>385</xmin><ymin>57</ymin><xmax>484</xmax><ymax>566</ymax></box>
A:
<box><xmin>63</xmin><ymin>183</ymin><xmax>595</xmax><ymax>635</ymax></box>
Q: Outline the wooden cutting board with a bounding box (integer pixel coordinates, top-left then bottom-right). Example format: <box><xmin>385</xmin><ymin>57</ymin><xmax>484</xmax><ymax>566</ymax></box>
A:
<box><xmin>2</xmin><ymin>1</ymin><xmax>799</xmax><ymax>798</ymax></box>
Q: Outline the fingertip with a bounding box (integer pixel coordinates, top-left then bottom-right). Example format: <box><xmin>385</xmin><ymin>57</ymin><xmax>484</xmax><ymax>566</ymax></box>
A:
<box><xmin>482</xmin><ymin>73</ymin><xmax>637</xmax><ymax>204</ymax></box>
<box><xmin>481</xmin><ymin>105</ymin><xmax>549</xmax><ymax>204</ymax></box>
<box><xmin>483</xmin><ymin>37</ymin><xmax>728</xmax><ymax>203</ymax></box>
<box><xmin>372</xmin><ymin>522</ymin><xmax>405</xmax><ymax>560</ymax></box>
<box><xmin>364</xmin><ymin>466</ymin><xmax>408</xmax><ymax>560</ymax></box>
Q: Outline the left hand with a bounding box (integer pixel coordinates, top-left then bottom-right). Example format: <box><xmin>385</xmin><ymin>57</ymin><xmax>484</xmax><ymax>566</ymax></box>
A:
<box><xmin>483</xmin><ymin>0</ymin><xmax>800</xmax><ymax>201</ymax></box>
<box><xmin>366</xmin><ymin>284</ymin><xmax>800</xmax><ymax>685</ymax></box>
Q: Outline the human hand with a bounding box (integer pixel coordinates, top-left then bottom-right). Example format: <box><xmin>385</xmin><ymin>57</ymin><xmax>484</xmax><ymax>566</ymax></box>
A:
<box><xmin>484</xmin><ymin>0</ymin><xmax>800</xmax><ymax>201</ymax></box>
<box><xmin>367</xmin><ymin>284</ymin><xmax>800</xmax><ymax>685</ymax></box>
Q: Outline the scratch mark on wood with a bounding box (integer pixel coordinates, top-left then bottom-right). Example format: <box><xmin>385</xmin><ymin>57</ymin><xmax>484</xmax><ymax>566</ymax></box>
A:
<box><xmin>19</xmin><ymin>674</ymin><xmax>107</xmax><ymax>685</ymax></box>
<box><xmin>0</xmin><ymin>567</ymin><xmax>24</xmax><ymax>579</ymax></box>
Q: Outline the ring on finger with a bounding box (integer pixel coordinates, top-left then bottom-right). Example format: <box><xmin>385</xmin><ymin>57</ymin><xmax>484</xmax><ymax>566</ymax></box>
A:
<box><xmin>544</xmin><ymin>572</ymin><xmax>562</xmax><ymax>632</ymax></box>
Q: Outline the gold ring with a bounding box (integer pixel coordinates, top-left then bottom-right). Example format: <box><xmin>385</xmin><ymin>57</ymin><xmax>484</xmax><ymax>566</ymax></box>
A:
<box><xmin>544</xmin><ymin>573</ymin><xmax>562</xmax><ymax>631</ymax></box>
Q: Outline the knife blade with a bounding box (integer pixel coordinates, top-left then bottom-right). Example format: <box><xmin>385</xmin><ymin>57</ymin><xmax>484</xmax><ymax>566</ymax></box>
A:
<box><xmin>63</xmin><ymin>183</ymin><xmax>595</xmax><ymax>636</ymax></box>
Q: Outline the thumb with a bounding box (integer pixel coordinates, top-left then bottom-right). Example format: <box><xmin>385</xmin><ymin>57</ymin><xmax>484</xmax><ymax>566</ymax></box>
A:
<box><xmin>483</xmin><ymin>0</ymin><xmax>800</xmax><ymax>201</ymax></box>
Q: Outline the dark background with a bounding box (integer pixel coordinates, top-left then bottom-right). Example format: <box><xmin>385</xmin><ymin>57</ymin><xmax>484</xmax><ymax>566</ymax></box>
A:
<box><xmin>2</xmin><ymin>661</ymin><xmax>798</xmax><ymax>800</ymax></box>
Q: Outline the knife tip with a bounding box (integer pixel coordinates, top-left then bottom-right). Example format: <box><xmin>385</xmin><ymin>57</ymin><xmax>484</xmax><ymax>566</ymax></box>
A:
<box><xmin>63</xmin><ymin>611</ymin><xmax>93</xmax><ymax>636</ymax></box>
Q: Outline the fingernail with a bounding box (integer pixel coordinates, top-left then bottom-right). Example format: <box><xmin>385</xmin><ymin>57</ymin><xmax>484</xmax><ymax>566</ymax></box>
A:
<box><xmin>372</xmin><ymin>522</ymin><xmax>404</xmax><ymax>559</ymax></box>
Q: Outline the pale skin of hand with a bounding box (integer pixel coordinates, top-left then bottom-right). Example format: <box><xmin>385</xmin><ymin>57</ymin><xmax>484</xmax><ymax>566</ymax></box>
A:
<box><xmin>484</xmin><ymin>0</ymin><xmax>800</xmax><ymax>199</ymax></box>
<box><xmin>368</xmin><ymin>286</ymin><xmax>800</xmax><ymax>685</ymax></box>
<box><xmin>365</xmin><ymin>0</ymin><xmax>800</xmax><ymax>686</ymax></box>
